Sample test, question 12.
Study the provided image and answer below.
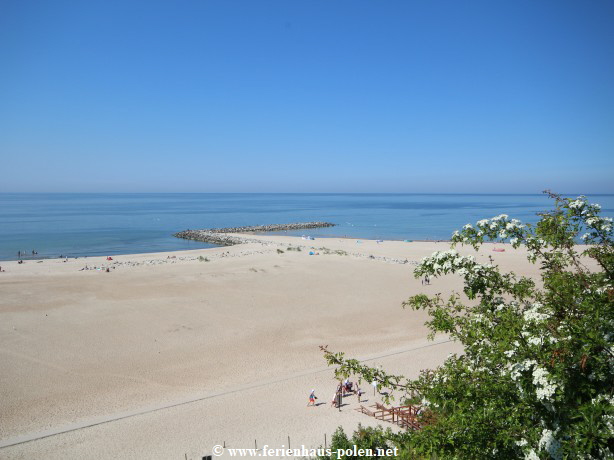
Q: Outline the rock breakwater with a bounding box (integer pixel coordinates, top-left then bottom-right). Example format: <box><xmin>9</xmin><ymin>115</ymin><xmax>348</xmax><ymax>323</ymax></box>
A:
<box><xmin>174</xmin><ymin>222</ymin><xmax>335</xmax><ymax>246</ymax></box>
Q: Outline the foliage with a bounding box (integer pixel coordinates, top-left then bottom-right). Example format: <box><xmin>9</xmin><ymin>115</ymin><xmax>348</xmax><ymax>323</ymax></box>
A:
<box><xmin>323</xmin><ymin>192</ymin><xmax>613</xmax><ymax>459</ymax></box>
<box><xmin>317</xmin><ymin>426</ymin><xmax>396</xmax><ymax>460</ymax></box>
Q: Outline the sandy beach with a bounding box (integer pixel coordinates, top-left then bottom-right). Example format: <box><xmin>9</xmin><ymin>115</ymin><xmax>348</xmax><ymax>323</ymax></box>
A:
<box><xmin>0</xmin><ymin>235</ymin><xmax>543</xmax><ymax>459</ymax></box>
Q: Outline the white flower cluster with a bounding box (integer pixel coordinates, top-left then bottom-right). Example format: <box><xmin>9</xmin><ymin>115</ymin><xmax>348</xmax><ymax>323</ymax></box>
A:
<box><xmin>574</xmin><ymin>194</ymin><xmax>610</xmax><ymax>235</ymax></box>
<box><xmin>568</xmin><ymin>198</ymin><xmax>586</xmax><ymax>210</ymax></box>
<box><xmin>586</xmin><ymin>216</ymin><xmax>613</xmax><ymax>233</ymax></box>
<box><xmin>505</xmin><ymin>358</ymin><xmax>559</xmax><ymax>402</ymax></box>
<box><xmin>523</xmin><ymin>303</ymin><xmax>550</xmax><ymax>323</ymax></box>
<box><xmin>507</xmin><ymin>359</ymin><xmax>537</xmax><ymax>382</ymax></box>
<box><xmin>538</xmin><ymin>429</ymin><xmax>562</xmax><ymax>460</ymax></box>
<box><xmin>532</xmin><ymin>367</ymin><xmax>558</xmax><ymax>401</ymax></box>
<box><xmin>467</xmin><ymin>215</ymin><xmax>527</xmax><ymax>242</ymax></box>
<box><xmin>476</xmin><ymin>216</ymin><xmax>522</xmax><ymax>229</ymax></box>
<box><xmin>525</xmin><ymin>449</ymin><xmax>539</xmax><ymax>460</ymax></box>
<box><xmin>418</xmin><ymin>250</ymin><xmax>484</xmax><ymax>276</ymax></box>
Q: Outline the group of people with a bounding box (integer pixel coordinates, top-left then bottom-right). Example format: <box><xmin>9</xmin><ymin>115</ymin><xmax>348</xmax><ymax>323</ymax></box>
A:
<box><xmin>307</xmin><ymin>379</ymin><xmax>365</xmax><ymax>408</ymax></box>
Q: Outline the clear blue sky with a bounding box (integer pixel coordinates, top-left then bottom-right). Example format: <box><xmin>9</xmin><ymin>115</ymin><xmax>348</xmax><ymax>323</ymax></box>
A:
<box><xmin>1</xmin><ymin>0</ymin><xmax>613</xmax><ymax>193</ymax></box>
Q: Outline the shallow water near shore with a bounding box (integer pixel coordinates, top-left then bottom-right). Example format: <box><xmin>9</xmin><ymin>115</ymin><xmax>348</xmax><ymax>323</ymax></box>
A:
<box><xmin>1</xmin><ymin>193</ymin><xmax>613</xmax><ymax>260</ymax></box>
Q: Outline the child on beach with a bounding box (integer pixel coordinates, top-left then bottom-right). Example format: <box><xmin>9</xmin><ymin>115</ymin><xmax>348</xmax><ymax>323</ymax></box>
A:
<box><xmin>308</xmin><ymin>389</ymin><xmax>317</xmax><ymax>406</ymax></box>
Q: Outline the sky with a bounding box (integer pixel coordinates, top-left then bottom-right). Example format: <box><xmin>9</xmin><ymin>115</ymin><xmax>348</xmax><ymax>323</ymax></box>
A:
<box><xmin>1</xmin><ymin>0</ymin><xmax>613</xmax><ymax>193</ymax></box>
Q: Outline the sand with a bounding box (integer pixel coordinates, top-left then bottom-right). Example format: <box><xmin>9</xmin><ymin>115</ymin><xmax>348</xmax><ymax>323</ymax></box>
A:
<box><xmin>0</xmin><ymin>235</ymin><xmax>545</xmax><ymax>459</ymax></box>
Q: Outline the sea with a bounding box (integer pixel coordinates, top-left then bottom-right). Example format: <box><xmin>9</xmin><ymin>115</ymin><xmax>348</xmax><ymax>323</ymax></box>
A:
<box><xmin>1</xmin><ymin>193</ymin><xmax>613</xmax><ymax>261</ymax></box>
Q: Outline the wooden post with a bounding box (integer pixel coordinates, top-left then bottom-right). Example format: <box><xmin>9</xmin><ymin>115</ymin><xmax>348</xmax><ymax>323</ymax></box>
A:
<box><xmin>288</xmin><ymin>436</ymin><xmax>290</xmax><ymax>449</ymax></box>
<box><xmin>255</xmin><ymin>439</ymin><xmax>257</xmax><ymax>450</ymax></box>
<box><xmin>325</xmin><ymin>433</ymin><xmax>327</xmax><ymax>448</ymax></box>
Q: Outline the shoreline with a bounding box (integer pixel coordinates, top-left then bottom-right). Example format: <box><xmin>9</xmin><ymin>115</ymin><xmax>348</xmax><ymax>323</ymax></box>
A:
<box><xmin>0</xmin><ymin>234</ymin><xmax>458</xmax><ymax>263</ymax></box>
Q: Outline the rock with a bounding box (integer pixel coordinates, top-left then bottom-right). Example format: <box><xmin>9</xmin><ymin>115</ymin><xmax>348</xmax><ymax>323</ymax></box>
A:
<box><xmin>174</xmin><ymin>222</ymin><xmax>335</xmax><ymax>246</ymax></box>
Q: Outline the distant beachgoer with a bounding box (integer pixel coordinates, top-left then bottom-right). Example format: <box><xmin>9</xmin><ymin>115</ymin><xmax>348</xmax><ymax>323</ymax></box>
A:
<box><xmin>308</xmin><ymin>389</ymin><xmax>317</xmax><ymax>406</ymax></box>
<box><xmin>357</xmin><ymin>387</ymin><xmax>363</xmax><ymax>403</ymax></box>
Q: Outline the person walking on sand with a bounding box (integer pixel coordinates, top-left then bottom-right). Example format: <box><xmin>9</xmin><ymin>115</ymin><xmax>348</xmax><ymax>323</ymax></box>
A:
<box><xmin>357</xmin><ymin>386</ymin><xmax>363</xmax><ymax>403</ymax></box>
<box><xmin>308</xmin><ymin>389</ymin><xmax>317</xmax><ymax>406</ymax></box>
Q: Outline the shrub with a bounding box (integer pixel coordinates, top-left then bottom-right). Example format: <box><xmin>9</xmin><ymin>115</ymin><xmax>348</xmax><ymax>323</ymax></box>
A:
<box><xmin>323</xmin><ymin>192</ymin><xmax>613</xmax><ymax>459</ymax></box>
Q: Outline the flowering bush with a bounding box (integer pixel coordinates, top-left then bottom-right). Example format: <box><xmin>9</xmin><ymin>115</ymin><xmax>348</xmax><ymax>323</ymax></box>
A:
<box><xmin>323</xmin><ymin>192</ymin><xmax>613</xmax><ymax>459</ymax></box>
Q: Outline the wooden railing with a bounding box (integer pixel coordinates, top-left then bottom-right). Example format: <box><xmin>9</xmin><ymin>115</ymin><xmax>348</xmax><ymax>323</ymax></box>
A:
<box><xmin>357</xmin><ymin>404</ymin><xmax>424</xmax><ymax>430</ymax></box>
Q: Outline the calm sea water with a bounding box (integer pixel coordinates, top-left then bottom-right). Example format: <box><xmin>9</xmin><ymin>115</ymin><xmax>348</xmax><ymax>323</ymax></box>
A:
<box><xmin>1</xmin><ymin>193</ymin><xmax>613</xmax><ymax>261</ymax></box>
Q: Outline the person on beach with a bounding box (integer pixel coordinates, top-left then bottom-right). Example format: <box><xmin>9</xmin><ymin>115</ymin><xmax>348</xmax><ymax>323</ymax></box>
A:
<box><xmin>357</xmin><ymin>386</ymin><xmax>363</xmax><ymax>403</ymax></box>
<box><xmin>308</xmin><ymin>389</ymin><xmax>317</xmax><ymax>406</ymax></box>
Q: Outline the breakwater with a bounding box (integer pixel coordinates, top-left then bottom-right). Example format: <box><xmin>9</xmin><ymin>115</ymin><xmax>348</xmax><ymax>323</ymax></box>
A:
<box><xmin>174</xmin><ymin>222</ymin><xmax>335</xmax><ymax>246</ymax></box>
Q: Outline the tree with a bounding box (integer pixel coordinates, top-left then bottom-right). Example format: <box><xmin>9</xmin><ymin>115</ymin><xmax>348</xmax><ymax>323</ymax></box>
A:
<box><xmin>323</xmin><ymin>192</ymin><xmax>613</xmax><ymax>459</ymax></box>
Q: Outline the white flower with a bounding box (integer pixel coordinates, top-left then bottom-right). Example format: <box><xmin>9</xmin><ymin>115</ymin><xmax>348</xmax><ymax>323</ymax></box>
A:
<box><xmin>525</xmin><ymin>449</ymin><xmax>539</xmax><ymax>460</ymax></box>
<box><xmin>523</xmin><ymin>303</ymin><xmax>550</xmax><ymax>322</ymax></box>
<box><xmin>538</xmin><ymin>429</ymin><xmax>562</xmax><ymax>460</ymax></box>
<box><xmin>532</xmin><ymin>367</ymin><xmax>558</xmax><ymax>401</ymax></box>
<box><xmin>477</xmin><ymin>219</ymin><xmax>489</xmax><ymax>227</ymax></box>
<box><xmin>568</xmin><ymin>199</ymin><xmax>585</xmax><ymax>210</ymax></box>
<box><xmin>463</xmin><ymin>224</ymin><xmax>473</xmax><ymax>230</ymax></box>
<box><xmin>510</xmin><ymin>237</ymin><xmax>518</xmax><ymax>245</ymax></box>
